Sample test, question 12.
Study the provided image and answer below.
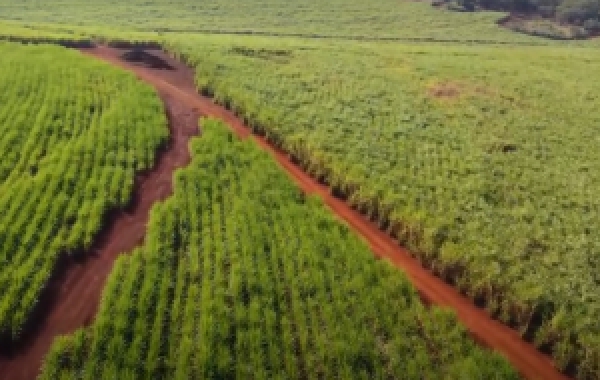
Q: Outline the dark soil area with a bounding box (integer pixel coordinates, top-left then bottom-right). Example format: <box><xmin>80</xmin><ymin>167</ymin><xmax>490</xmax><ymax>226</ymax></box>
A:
<box><xmin>121</xmin><ymin>49</ymin><xmax>175</xmax><ymax>70</ymax></box>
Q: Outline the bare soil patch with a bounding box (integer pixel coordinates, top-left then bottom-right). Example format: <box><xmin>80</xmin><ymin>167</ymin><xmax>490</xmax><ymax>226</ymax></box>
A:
<box><xmin>0</xmin><ymin>51</ymin><xmax>199</xmax><ymax>380</ymax></box>
<box><xmin>428</xmin><ymin>81</ymin><xmax>462</xmax><ymax>99</ymax></box>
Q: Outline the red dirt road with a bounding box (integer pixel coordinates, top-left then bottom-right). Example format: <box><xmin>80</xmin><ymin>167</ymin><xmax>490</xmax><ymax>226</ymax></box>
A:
<box><xmin>0</xmin><ymin>75</ymin><xmax>199</xmax><ymax>378</ymax></box>
<box><xmin>79</xmin><ymin>46</ymin><xmax>570</xmax><ymax>380</ymax></box>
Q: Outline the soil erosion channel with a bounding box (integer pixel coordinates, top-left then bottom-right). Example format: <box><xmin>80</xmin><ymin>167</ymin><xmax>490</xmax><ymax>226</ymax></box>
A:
<box><xmin>0</xmin><ymin>50</ymin><xmax>199</xmax><ymax>380</ymax></box>
<box><xmin>82</xmin><ymin>46</ymin><xmax>570</xmax><ymax>380</ymax></box>
<box><xmin>0</xmin><ymin>46</ymin><xmax>569</xmax><ymax>380</ymax></box>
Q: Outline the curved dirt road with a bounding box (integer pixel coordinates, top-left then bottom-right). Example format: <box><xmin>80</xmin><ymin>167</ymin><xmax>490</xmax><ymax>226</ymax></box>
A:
<box><xmin>79</xmin><ymin>46</ymin><xmax>570</xmax><ymax>380</ymax></box>
<box><xmin>0</xmin><ymin>75</ymin><xmax>199</xmax><ymax>379</ymax></box>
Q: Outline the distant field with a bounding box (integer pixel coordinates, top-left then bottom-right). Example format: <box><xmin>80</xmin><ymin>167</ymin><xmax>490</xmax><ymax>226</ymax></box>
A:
<box><xmin>0</xmin><ymin>0</ymin><xmax>548</xmax><ymax>43</ymax></box>
<box><xmin>164</xmin><ymin>34</ymin><xmax>600</xmax><ymax>377</ymax></box>
<box><xmin>0</xmin><ymin>42</ymin><xmax>167</xmax><ymax>343</ymax></box>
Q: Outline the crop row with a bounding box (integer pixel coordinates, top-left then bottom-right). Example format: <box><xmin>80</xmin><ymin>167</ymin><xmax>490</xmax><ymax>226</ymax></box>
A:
<box><xmin>162</xmin><ymin>35</ymin><xmax>600</xmax><ymax>378</ymax></box>
<box><xmin>39</xmin><ymin>118</ymin><xmax>518</xmax><ymax>379</ymax></box>
<box><xmin>0</xmin><ymin>42</ymin><xmax>168</xmax><ymax>344</ymax></box>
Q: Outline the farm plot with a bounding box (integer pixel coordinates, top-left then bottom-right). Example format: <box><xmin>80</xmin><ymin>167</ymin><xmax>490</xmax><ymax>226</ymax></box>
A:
<box><xmin>40</xmin><ymin>118</ymin><xmax>517</xmax><ymax>379</ymax></box>
<box><xmin>0</xmin><ymin>0</ymin><xmax>549</xmax><ymax>44</ymax></box>
<box><xmin>164</xmin><ymin>35</ymin><xmax>600</xmax><ymax>378</ymax></box>
<box><xmin>0</xmin><ymin>42</ymin><xmax>168</xmax><ymax>344</ymax></box>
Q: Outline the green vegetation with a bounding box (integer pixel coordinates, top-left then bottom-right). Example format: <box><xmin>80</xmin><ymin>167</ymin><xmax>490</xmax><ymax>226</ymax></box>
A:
<box><xmin>163</xmin><ymin>34</ymin><xmax>600</xmax><ymax>378</ymax></box>
<box><xmin>40</xmin><ymin>118</ymin><xmax>518</xmax><ymax>379</ymax></box>
<box><xmin>6</xmin><ymin>0</ymin><xmax>600</xmax><ymax>45</ymax></box>
<box><xmin>0</xmin><ymin>42</ymin><xmax>168</xmax><ymax>343</ymax></box>
<box><xmin>0</xmin><ymin>0</ymin><xmax>549</xmax><ymax>44</ymax></box>
<box><xmin>1</xmin><ymin>0</ymin><xmax>599</xmax><ymax>378</ymax></box>
<box><xmin>0</xmin><ymin>22</ymin><xmax>93</xmax><ymax>45</ymax></box>
<box><xmin>0</xmin><ymin>20</ymin><xmax>163</xmax><ymax>47</ymax></box>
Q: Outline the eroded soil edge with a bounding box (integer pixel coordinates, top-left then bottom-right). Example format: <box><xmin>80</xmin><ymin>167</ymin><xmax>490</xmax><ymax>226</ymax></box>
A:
<box><xmin>0</xmin><ymin>54</ymin><xmax>199</xmax><ymax>379</ymax></box>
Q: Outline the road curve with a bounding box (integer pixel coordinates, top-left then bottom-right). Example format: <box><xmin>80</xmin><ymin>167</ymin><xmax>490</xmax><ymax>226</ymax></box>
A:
<box><xmin>80</xmin><ymin>46</ymin><xmax>569</xmax><ymax>380</ymax></box>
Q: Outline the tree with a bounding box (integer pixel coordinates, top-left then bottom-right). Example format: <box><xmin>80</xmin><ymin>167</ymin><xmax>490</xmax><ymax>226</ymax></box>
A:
<box><xmin>557</xmin><ymin>0</ymin><xmax>600</xmax><ymax>23</ymax></box>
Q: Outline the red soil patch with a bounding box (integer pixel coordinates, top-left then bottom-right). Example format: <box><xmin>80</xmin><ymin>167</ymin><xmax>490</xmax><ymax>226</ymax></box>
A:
<box><xmin>0</xmin><ymin>61</ymin><xmax>199</xmax><ymax>379</ymax></box>
<box><xmin>79</xmin><ymin>46</ymin><xmax>569</xmax><ymax>380</ymax></box>
<box><xmin>428</xmin><ymin>82</ymin><xmax>462</xmax><ymax>99</ymax></box>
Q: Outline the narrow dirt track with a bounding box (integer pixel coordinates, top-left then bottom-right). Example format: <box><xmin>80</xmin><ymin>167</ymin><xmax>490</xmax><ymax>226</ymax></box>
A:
<box><xmin>78</xmin><ymin>46</ymin><xmax>571</xmax><ymax>380</ymax></box>
<box><xmin>0</xmin><ymin>76</ymin><xmax>199</xmax><ymax>378</ymax></box>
